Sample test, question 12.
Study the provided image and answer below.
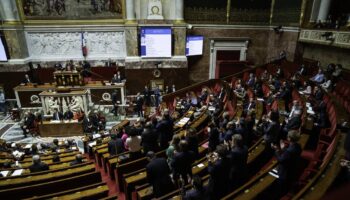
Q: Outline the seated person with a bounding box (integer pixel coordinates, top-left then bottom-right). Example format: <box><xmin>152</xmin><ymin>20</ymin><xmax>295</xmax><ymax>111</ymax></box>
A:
<box><xmin>234</xmin><ymin>84</ymin><xmax>246</xmax><ymax>99</ymax></box>
<box><xmin>310</xmin><ymin>68</ymin><xmax>325</xmax><ymax>84</ymax></box>
<box><xmin>29</xmin><ymin>155</ymin><xmax>49</xmax><ymax>173</ymax></box>
<box><xmin>52</xmin><ymin>108</ymin><xmax>63</xmax><ymax>121</ymax></box>
<box><xmin>111</xmin><ymin>71</ymin><xmax>123</xmax><ymax>83</ymax></box>
<box><xmin>70</xmin><ymin>154</ymin><xmax>84</xmax><ymax>166</ymax></box>
<box><xmin>276</xmin><ymin>66</ymin><xmax>284</xmax><ymax>78</ymax></box>
<box><xmin>64</xmin><ymin>107</ymin><xmax>74</xmax><ymax>120</ymax></box>
<box><xmin>243</xmin><ymin>97</ymin><xmax>256</xmax><ymax>116</ymax></box>
<box><xmin>199</xmin><ymin>88</ymin><xmax>209</xmax><ymax>103</ymax></box>
<box><xmin>296</xmin><ymin>64</ymin><xmax>306</xmax><ymax>76</ymax></box>
<box><xmin>261</xmin><ymin>70</ymin><xmax>269</xmax><ymax>81</ymax></box>
<box><xmin>22</xmin><ymin>74</ymin><xmax>32</xmax><ymax>84</ymax></box>
<box><xmin>332</xmin><ymin>64</ymin><xmax>342</xmax><ymax>80</ymax></box>
<box><xmin>246</xmin><ymin>73</ymin><xmax>255</xmax><ymax>87</ymax></box>
<box><xmin>321</xmin><ymin>76</ymin><xmax>332</xmax><ymax>92</ymax></box>
<box><xmin>287</xmin><ymin>100</ymin><xmax>302</xmax><ymax>119</ymax></box>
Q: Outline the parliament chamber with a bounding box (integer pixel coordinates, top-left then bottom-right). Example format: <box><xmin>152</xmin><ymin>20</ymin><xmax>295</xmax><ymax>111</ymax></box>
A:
<box><xmin>0</xmin><ymin>0</ymin><xmax>350</xmax><ymax>199</ymax></box>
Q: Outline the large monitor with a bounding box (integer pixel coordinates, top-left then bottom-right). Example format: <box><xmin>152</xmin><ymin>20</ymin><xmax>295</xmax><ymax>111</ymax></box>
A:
<box><xmin>140</xmin><ymin>27</ymin><xmax>172</xmax><ymax>58</ymax></box>
<box><xmin>186</xmin><ymin>35</ymin><xmax>204</xmax><ymax>56</ymax></box>
<box><xmin>0</xmin><ymin>34</ymin><xmax>9</xmax><ymax>62</ymax></box>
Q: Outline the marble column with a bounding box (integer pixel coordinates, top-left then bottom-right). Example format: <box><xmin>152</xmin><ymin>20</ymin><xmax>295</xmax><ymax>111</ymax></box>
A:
<box><xmin>173</xmin><ymin>27</ymin><xmax>186</xmax><ymax>56</ymax></box>
<box><xmin>174</xmin><ymin>0</ymin><xmax>184</xmax><ymax>22</ymax></box>
<box><xmin>0</xmin><ymin>0</ymin><xmax>20</xmax><ymax>21</ymax></box>
<box><xmin>317</xmin><ymin>0</ymin><xmax>332</xmax><ymax>22</ymax></box>
<box><xmin>310</xmin><ymin>0</ymin><xmax>321</xmax><ymax>22</ymax></box>
<box><xmin>125</xmin><ymin>0</ymin><xmax>136</xmax><ymax>21</ymax></box>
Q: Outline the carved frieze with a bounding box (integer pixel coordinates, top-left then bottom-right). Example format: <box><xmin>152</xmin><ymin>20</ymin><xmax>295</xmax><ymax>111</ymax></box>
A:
<box><xmin>25</xmin><ymin>31</ymin><xmax>126</xmax><ymax>60</ymax></box>
<box><xmin>299</xmin><ymin>29</ymin><xmax>350</xmax><ymax>49</ymax></box>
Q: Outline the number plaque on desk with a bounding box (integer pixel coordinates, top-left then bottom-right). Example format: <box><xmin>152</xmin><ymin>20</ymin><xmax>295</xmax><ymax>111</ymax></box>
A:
<box><xmin>54</xmin><ymin>71</ymin><xmax>84</xmax><ymax>87</ymax></box>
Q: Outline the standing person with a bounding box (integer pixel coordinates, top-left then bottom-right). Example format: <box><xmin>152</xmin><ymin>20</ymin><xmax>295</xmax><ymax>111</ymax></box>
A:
<box><xmin>182</xmin><ymin>175</ymin><xmax>206</xmax><ymax>200</ymax></box>
<box><xmin>166</xmin><ymin>135</ymin><xmax>181</xmax><ymax>168</ymax></box>
<box><xmin>229</xmin><ymin>134</ymin><xmax>248</xmax><ymax>189</ymax></box>
<box><xmin>185</xmin><ymin>128</ymin><xmax>199</xmax><ymax>158</ymax></box>
<box><xmin>143</xmin><ymin>85</ymin><xmax>152</xmax><ymax>107</ymax></box>
<box><xmin>125</xmin><ymin>129</ymin><xmax>142</xmax><ymax>159</ymax></box>
<box><xmin>271</xmin><ymin>130</ymin><xmax>302</xmax><ymax>198</ymax></box>
<box><xmin>207</xmin><ymin>144</ymin><xmax>231</xmax><ymax>200</ymax></box>
<box><xmin>21</xmin><ymin>112</ymin><xmax>35</xmax><ymax>138</ymax></box>
<box><xmin>135</xmin><ymin>93</ymin><xmax>144</xmax><ymax>117</ymax></box>
<box><xmin>141</xmin><ymin>122</ymin><xmax>159</xmax><ymax>154</ymax></box>
<box><xmin>171</xmin><ymin>140</ymin><xmax>196</xmax><ymax>185</ymax></box>
<box><xmin>0</xmin><ymin>90</ymin><xmax>5</xmax><ymax>116</ymax></box>
<box><xmin>22</xmin><ymin>74</ymin><xmax>32</xmax><ymax>84</ymax></box>
<box><xmin>157</xmin><ymin>109</ymin><xmax>174</xmax><ymax>149</ymax></box>
<box><xmin>154</xmin><ymin>86</ymin><xmax>161</xmax><ymax>107</ymax></box>
<box><xmin>146</xmin><ymin>151</ymin><xmax>174</xmax><ymax>198</ymax></box>
<box><xmin>108</xmin><ymin>134</ymin><xmax>124</xmax><ymax>156</ymax></box>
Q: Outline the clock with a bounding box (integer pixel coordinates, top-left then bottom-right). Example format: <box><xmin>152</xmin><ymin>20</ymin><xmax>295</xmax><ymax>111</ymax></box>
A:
<box><xmin>151</xmin><ymin>6</ymin><xmax>160</xmax><ymax>15</ymax></box>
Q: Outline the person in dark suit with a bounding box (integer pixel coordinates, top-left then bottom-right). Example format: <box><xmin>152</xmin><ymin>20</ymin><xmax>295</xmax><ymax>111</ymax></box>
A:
<box><xmin>29</xmin><ymin>155</ymin><xmax>49</xmax><ymax>173</ymax></box>
<box><xmin>171</xmin><ymin>140</ymin><xmax>196</xmax><ymax>185</ymax></box>
<box><xmin>22</xmin><ymin>74</ymin><xmax>32</xmax><ymax>84</ymax></box>
<box><xmin>153</xmin><ymin>86</ymin><xmax>161</xmax><ymax>107</ymax></box>
<box><xmin>263</xmin><ymin>111</ymin><xmax>281</xmax><ymax>154</ymax></box>
<box><xmin>207</xmin><ymin>144</ymin><xmax>231</xmax><ymax>200</ymax></box>
<box><xmin>143</xmin><ymin>85</ymin><xmax>152</xmax><ymax>107</ymax></box>
<box><xmin>208</xmin><ymin>122</ymin><xmax>220</xmax><ymax>152</ymax></box>
<box><xmin>246</xmin><ymin>73</ymin><xmax>255</xmax><ymax>88</ymax></box>
<box><xmin>111</xmin><ymin>71</ymin><xmax>122</xmax><ymax>83</ymax></box>
<box><xmin>70</xmin><ymin>154</ymin><xmax>84</xmax><ymax>166</ymax></box>
<box><xmin>243</xmin><ymin>97</ymin><xmax>256</xmax><ymax>117</ymax></box>
<box><xmin>183</xmin><ymin>175</ymin><xmax>206</xmax><ymax>200</ymax></box>
<box><xmin>21</xmin><ymin>112</ymin><xmax>35</xmax><ymax>138</ymax></box>
<box><xmin>63</xmin><ymin>108</ymin><xmax>74</xmax><ymax>120</ymax></box>
<box><xmin>108</xmin><ymin>134</ymin><xmax>125</xmax><ymax>156</ymax></box>
<box><xmin>218</xmin><ymin>87</ymin><xmax>226</xmax><ymax>102</ymax></box>
<box><xmin>135</xmin><ymin>93</ymin><xmax>144</xmax><ymax>117</ymax></box>
<box><xmin>82</xmin><ymin>61</ymin><xmax>92</xmax><ymax>79</ymax></box>
<box><xmin>313</xmin><ymin>85</ymin><xmax>324</xmax><ymax>101</ymax></box>
<box><xmin>141</xmin><ymin>122</ymin><xmax>159</xmax><ymax>154</ymax></box>
<box><xmin>185</xmin><ymin>128</ymin><xmax>199</xmax><ymax>157</ymax></box>
<box><xmin>271</xmin><ymin>130</ymin><xmax>302</xmax><ymax>198</ymax></box>
<box><xmin>277</xmin><ymin>81</ymin><xmax>292</xmax><ymax>112</ymax></box>
<box><xmin>146</xmin><ymin>151</ymin><xmax>174</xmax><ymax>198</ymax></box>
<box><xmin>229</xmin><ymin>134</ymin><xmax>248</xmax><ymax>189</ymax></box>
<box><xmin>157</xmin><ymin>110</ymin><xmax>174</xmax><ymax>149</ymax></box>
<box><xmin>52</xmin><ymin>108</ymin><xmax>63</xmax><ymax>121</ymax></box>
<box><xmin>281</xmin><ymin>110</ymin><xmax>302</xmax><ymax>140</ymax></box>
<box><xmin>296</xmin><ymin>64</ymin><xmax>307</xmax><ymax>76</ymax></box>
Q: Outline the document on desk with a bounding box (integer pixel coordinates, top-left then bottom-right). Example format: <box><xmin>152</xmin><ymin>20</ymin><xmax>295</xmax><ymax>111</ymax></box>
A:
<box><xmin>0</xmin><ymin>170</ymin><xmax>10</xmax><ymax>177</ymax></box>
<box><xmin>11</xmin><ymin>169</ymin><xmax>24</xmax><ymax>176</ymax></box>
<box><xmin>197</xmin><ymin>163</ymin><xmax>205</xmax><ymax>168</ymax></box>
<box><xmin>50</xmin><ymin>120</ymin><xmax>61</xmax><ymax>123</ymax></box>
<box><xmin>88</xmin><ymin>141</ymin><xmax>97</xmax><ymax>147</ymax></box>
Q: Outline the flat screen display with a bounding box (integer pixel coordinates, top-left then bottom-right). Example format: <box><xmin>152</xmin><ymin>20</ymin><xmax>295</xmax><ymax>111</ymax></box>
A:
<box><xmin>0</xmin><ymin>36</ymin><xmax>8</xmax><ymax>62</ymax></box>
<box><xmin>186</xmin><ymin>36</ymin><xmax>204</xmax><ymax>56</ymax></box>
<box><xmin>140</xmin><ymin>27</ymin><xmax>172</xmax><ymax>58</ymax></box>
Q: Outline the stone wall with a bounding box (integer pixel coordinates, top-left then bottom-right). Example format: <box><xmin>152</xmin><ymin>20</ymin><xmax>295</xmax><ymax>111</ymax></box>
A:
<box><xmin>187</xmin><ymin>27</ymin><xmax>300</xmax><ymax>83</ymax></box>
<box><xmin>302</xmin><ymin>43</ymin><xmax>350</xmax><ymax>69</ymax></box>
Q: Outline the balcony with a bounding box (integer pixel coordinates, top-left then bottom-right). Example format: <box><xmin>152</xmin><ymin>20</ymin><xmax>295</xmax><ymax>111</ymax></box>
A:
<box><xmin>299</xmin><ymin>29</ymin><xmax>350</xmax><ymax>49</ymax></box>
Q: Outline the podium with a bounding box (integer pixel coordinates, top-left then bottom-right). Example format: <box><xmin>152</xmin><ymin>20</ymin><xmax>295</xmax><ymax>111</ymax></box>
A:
<box><xmin>54</xmin><ymin>71</ymin><xmax>84</xmax><ymax>86</ymax></box>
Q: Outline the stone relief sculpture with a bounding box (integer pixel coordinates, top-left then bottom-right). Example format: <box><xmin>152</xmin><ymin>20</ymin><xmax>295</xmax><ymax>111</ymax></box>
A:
<box><xmin>147</xmin><ymin>0</ymin><xmax>164</xmax><ymax>19</ymax></box>
<box><xmin>22</xmin><ymin>0</ymin><xmax>123</xmax><ymax>19</ymax></box>
<box><xmin>69</xmin><ymin>96</ymin><xmax>84</xmax><ymax>113</ymax></box>
<box><xmin>26</xmin><ymin>31</ymin><xmax>126</xmax><ymax>59</ymax></box>
<box><xmin>46</xmin><ymin>96</ymin><xmax>59</xmax><ymax>114</ymax></box>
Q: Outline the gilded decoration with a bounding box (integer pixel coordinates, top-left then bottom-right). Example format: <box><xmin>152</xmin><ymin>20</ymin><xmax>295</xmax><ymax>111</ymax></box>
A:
<box><xmin>18</xmin><ymin>0</ymin><xmax>123</xmax><ymax>20</ymax></box>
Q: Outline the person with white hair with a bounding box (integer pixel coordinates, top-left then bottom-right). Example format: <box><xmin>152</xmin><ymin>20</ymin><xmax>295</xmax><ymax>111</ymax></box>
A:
<box><xmin>29</xmin><ymin>155</ymin><xmax>49</xmax><ymax>173</ymax></box>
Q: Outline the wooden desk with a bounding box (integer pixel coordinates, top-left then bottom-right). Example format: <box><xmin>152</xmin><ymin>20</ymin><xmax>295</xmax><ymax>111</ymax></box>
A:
<box><xmin>39</xmin><ymin>121</ymin><xmax>83</xmax><ymax>137</ymax></box>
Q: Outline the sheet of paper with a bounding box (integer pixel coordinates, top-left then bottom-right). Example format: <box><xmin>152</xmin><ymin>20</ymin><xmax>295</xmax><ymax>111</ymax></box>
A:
<box><xmin>11</xmin><ymin>169</ymin><xmax>24</xmax><ymax>176</ymax></box>
<box><xmin>0</xmin><ymin>171</ymin><xmax>10</xmax><ymax>177</ymax></box>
